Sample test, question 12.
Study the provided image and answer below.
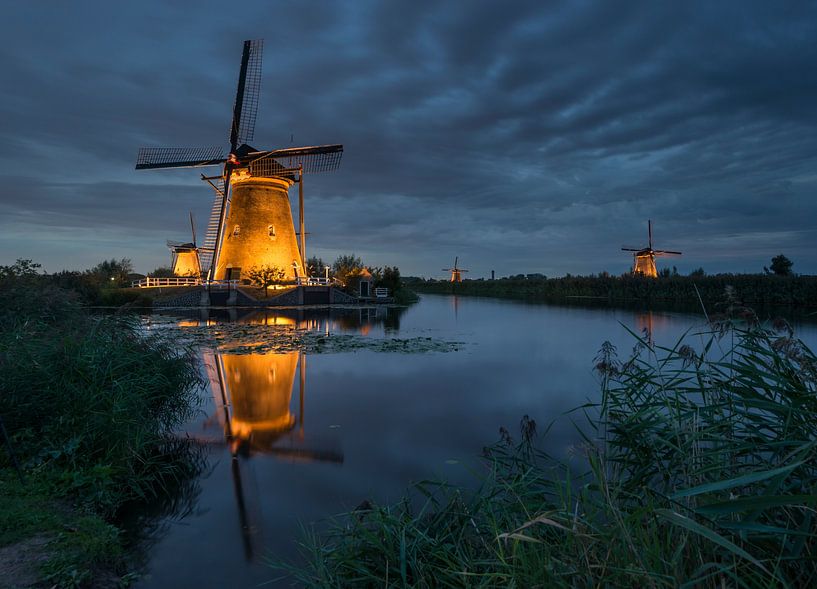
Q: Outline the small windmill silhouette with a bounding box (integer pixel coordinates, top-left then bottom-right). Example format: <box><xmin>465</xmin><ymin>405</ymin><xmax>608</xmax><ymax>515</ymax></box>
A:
<box><xmin>621</xmin><ymin>220</ymin><xmax>681</xmax><ymax>277</ymax></box>
<box><xmin>442</xmin><ymin>257</ymin><xmax>469</xmax><ymax>283</ymax></box>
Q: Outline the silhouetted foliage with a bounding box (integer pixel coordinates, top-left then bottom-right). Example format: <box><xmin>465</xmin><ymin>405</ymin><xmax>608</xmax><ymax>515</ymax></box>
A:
<box><xmin>89</xmin><ymin>258</ymin><xmax>134</xmax><ymax>287</ymax></box>
<box><xmin>151</xmin><ymin>266</ymin><xmax>176</xmax><ymax>278</ymax></box>
<box><xmin>0</xmin><ymin>258</ymin><xmax>42</xmax><ymax>279</ymax></box>
<box><xmin>306</xmin><ymin>256</ymin><xmax>327</xmax><ymax>277</ymax></box>
<box><xmin>768</xmin><ymin>254</ymin><xmax>794</xmax><ymax>276</ymax></box>
<box><xmin>409</xmin><ymin>273</ymin><xmax>817</xmax><ymax>308</ymax></box>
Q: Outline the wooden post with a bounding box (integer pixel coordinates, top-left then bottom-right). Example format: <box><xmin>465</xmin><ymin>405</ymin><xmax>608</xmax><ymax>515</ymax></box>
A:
<box><xmin>299</xmin><ymin>164</ymin><xmax>306</xmax><ymax>274</ymax></box>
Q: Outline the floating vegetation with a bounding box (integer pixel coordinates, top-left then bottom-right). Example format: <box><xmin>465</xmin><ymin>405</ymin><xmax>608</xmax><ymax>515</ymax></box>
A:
<box><xmin>144</xmin><ymin>316</ymin><xmax>463</xmax><ymax>354</ymax></box>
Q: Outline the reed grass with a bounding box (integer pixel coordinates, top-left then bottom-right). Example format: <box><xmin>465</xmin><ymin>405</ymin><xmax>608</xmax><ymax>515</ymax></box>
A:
<box><xmin>276</xmin><ymin>313</ymin><xmax>817</xmax><ymax>587</ymax></box>
<box><xmin>0</xmin><ymin>278</ymin><xmax>205</xmax><ymax>585</ymax></box>
<box><xmin>0</xmin><ymin>282</ymin><xmax>203</xmax><ymax>513</ymax></box>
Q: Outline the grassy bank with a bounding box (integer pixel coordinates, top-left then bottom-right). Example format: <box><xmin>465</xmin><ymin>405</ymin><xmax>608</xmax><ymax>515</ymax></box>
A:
<box><xmin>408</xmin><ymin>274</ymin><xmax>817</xmax><ymax>309</ymax></box>
<box><xmin>278</xmin><ymin>311</ymin><xmax>817</xmax><ymax>587</ymax></box>
<box><xmin>0</xmin><ymin>276</ymin><xmax>203</xmax><ymax>587</ymax></box>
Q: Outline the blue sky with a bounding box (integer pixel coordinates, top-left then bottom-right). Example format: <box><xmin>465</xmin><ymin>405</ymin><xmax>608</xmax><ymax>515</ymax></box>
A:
<box><xmin>1</xmin><ymin>1</ymin><xmax>815</xmax><ymax>278</ymax></box>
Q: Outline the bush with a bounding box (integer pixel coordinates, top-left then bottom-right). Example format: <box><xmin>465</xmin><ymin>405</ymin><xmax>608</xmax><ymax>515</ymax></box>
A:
<box><xmin>0</xmin><ymin>284</ymin><xmax>202</xmax><ymax>515</ymax></box>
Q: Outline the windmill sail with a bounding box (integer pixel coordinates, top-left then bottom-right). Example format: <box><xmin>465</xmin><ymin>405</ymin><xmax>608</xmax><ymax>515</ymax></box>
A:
<box><xmin>230</xmin><ymin>39</ymin><xmax>263</xmax><ymax>149</ymax></box>
<box><xmin>135</xmin><ymin>146</ymin><xmax>225</xmax><ymax>170</ymax></box>
<box><xmin>136</xmin><ymin>38</ymin><xmax>343</xmax><ymax>284</ymax></box>
<box><xmin>200</xmin><ymin>180</ymin><xmax>226</xmax><ymax>273</ymax></box>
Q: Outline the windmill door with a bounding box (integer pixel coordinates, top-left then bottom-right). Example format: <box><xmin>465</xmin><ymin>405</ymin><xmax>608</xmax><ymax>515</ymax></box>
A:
<box><xmin>226</xmin><ymin>267</ymin><xmax>242</xmax><ymax>281</ymax></box>
<box><xmin>359</xmin><ymin>281</ymin><xmax>370</xmax><ymax>298</ymax></box>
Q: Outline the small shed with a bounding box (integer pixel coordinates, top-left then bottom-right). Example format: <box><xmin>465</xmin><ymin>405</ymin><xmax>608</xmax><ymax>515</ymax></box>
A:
<box><xmin>358</xmin><ymin>267</ymin><xmax>373</xmax><ymax>298</ymax></box>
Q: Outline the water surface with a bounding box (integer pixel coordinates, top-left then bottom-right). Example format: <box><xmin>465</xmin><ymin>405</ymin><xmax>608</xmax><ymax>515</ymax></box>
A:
<box><xmin>136</xmin><ymin>295</ymin><xmax>817</xmax><ymax>588</ymax></box>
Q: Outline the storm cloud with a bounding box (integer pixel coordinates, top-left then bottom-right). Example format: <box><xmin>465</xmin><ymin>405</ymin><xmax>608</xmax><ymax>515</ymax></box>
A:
<box><xmin>1</xmin><ymin>0</ymin><xmax>815</xmax><ymax>276</ymax></box>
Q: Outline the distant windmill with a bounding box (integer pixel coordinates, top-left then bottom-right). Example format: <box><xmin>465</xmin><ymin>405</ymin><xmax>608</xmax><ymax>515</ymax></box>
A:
<box><xmin>621</xmin><ymin>220</ymin><xmax>681</xmax><ymax>277</ymax></box>
<box><xmin>136</xmin><ymin>39</ymin><xmax>343</xmax><ymax>282</ymax></box>
<box><xmin>166</xmin><ymin>212</ymin><xmax>202</xmax><ymax>278</ymax></box>
<box><xmin>442</xmin><ymin>257</ymin><xmax>469</xmax><ymax>283</ymax></box>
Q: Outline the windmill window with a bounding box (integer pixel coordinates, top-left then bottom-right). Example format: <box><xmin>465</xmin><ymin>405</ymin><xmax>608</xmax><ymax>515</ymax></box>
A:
<box><xmin>268</xmin><ymin>224</ymin><xmax>275</xmax><ymax>238</ymax></box>
<box><xmin>232</xmin><ymin>225</ymin><xmax>240</xmax><ymax>237</ymax></box>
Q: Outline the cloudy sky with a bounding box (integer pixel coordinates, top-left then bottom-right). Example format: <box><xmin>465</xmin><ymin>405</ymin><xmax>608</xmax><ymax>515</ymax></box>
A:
<box><xmin>1</xmin><ymin>1</ymin><xmax>815</xmax><ymax>278</ymax></box>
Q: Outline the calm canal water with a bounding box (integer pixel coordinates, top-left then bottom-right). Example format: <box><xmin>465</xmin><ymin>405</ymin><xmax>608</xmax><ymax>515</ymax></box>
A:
<box><xmin>136</xmin><ymin>294</ymin><xmax>817</xmax><ymax>588</ymax></box>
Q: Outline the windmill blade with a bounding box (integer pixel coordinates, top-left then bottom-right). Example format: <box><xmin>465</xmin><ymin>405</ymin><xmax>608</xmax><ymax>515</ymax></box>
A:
<box><xmin>189</xmin><ymin>211</ymin><xmax>197</xmax><ymax>247</ymax></box>
<box><xmin>135</xmin><ymin>147</ymin><xmax>225</xmax><ymax>170</ymax></box>
<box><xmin>621</xmin><ymin>247</ymin><xmax>644</xmax><ymax>252</ymax></box>
<box><xmin>264</xmin><ymin>144</ymin><xmax>344</xmax><ymax>174</ymax></box>
<box><xmin>229</xmin><ymin>39</ymin><xmax>264</xmax><ymax>151</ymax></box>
<box><xmin>654</xmin><ymin>250</ymin><xmax>682</xmax><ymax>256</ymax></box>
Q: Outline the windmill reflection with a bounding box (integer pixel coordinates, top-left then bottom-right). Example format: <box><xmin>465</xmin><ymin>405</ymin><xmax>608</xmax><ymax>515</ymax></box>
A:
<box><xmin>634</xmin><ymin>310</ymin><xmax>671</xmax><ymax>345</ymax></box>
<box><xmin>171</xmin><ymin>305</ymin><xmax>404</xmax><ymax>334</ymax></box>
<box><xmin>200</xmin><ymin>350</ymin><xmax>342</xmax><ymax>561</ymax></box>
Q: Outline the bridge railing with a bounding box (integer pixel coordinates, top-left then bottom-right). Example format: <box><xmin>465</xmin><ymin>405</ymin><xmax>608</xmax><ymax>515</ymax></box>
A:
<box><xmin>131</xmin><ymin>277</ymin><xmax>201</xmax><ymax>288</ymax></box>
<box><xmin>295</xmin><ymin>276</ymin><xmax>337</xmax><ymax>286</ymax></box>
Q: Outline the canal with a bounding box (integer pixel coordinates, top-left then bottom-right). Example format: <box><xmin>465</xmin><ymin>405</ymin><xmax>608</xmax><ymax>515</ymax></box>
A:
<box><xmin>135</xmin><ymin>294</ymin><xmax>817</xmax><ymax>587</ymax></box>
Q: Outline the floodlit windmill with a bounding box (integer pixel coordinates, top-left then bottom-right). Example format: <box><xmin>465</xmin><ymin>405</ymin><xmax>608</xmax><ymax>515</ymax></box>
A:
<box><xmin>136</xmin><ymin>39</ymin><xmax>343</xmax><ymax>282</ymax></box>
<box><xmin>166</xmin><ymin>212</ymin><xmax>202</xmax><ymax>277</ymax></box>
<box><xmin>621</xmin><ymin>220</ymin><xmax>681</xmax><ymax>277</ymax></box>
<box><xmin>442</xmin><ymin>257</ymin><xmax>469</xmax><ymax>282</ymax></box>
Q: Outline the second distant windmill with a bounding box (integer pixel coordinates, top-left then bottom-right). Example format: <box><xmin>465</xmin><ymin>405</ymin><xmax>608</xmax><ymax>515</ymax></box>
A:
<box><xmin>622</xmin><ymin>220</ymin><xmax>682</xmax><ymax>277</ymax></box>
<box><xmin>443</xmin><ymin>257</ymin><xmax>469</xmax><ymax>283</ymax></box>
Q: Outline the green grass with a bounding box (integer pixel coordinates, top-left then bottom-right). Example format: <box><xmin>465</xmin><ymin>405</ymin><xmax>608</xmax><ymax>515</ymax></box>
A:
<box><xmin>275</xmin><ymin>310</ymin><xmax>817</xmax><ymax>587</ymax></box>
<box><xmin>1</xmin><ymin>470</ymin><xmax>122</xmax><ymax>588</ymax></box>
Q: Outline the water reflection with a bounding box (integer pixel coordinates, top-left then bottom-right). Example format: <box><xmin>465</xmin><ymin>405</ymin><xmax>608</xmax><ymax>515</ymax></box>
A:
<box><xmin>162</xmin><ymin>305</ymin><xmax>405</xmax><ymax>335</ymax></box>
<box><xmin>632</xmin><ymin>310</ymin><xmax>675</xmax><ymax>345</ymax></box>
<box><xmin>200</xmin><ymin>350</ymin><xmax>342</xmax><ymax>561</ymax></box>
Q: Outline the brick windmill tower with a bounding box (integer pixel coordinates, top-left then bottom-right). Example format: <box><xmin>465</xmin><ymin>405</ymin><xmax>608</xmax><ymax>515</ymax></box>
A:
<box><xmin>136</xmin><ymin>40</ymin><xmax>343</xmax><ymax>282</ymax></box>
<box><xmin>621</xmin><ymin>220</ymin><xmax>681</xmax><ymax>277</ymax></box>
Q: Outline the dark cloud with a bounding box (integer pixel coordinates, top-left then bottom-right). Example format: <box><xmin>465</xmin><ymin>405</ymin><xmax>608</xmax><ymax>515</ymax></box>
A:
<box><xmin>1</xmin><ymin>0</ymin><xmax>815</xmax><ymax>276</ymax></box>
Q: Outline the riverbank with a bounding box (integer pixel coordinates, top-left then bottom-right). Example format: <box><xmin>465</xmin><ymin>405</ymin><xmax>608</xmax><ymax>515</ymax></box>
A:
<box><xmin>0</xmin><ymin>277</ymin><xmax>203</xmax><ymax>587</ymax></box>
<box><xmin>407</xmin><ymin>274</ymin><xmax>817</xmax><ymax>310</ymax></box>
<box><xmin>277</xmin><ymin>314</ymin><xmax>817</xmax><ymax>587</ymax></box>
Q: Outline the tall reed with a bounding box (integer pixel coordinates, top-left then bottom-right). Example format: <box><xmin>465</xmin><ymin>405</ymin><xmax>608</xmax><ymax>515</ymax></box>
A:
<box><xmin>0</xmin><ymin>279</ymin><xmax>203</xmax><ymax>515</ymax></box>
<box><xmin>276</xmin><ymin>316</ymin><xmax>817</xmax><ymax>587</ymax></box>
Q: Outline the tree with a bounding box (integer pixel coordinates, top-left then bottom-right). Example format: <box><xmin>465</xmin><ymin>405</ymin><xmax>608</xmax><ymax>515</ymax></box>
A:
<box><xmin>89</xmin><ymin>258</ymin><xmax>133</xmax><ymax>287</ymax></box>
<box><xmin>306</xmin><ymin>255</ymin><xmax>326</xmax><ymax>278</ymax></box>
<box><xmin>689</xmin><ymin>267</ymin><xmax>706</xmax><ymax>278</ymax></box>
<box><xmin>376</xmin><ymin>266</ymin><xmax>402</xmax><ymax>294</ymax></box>
<box><xmin>332</xmin><ymin>254</ymin><xmax>363</xmax><ymax>287</ymax></box>
<box><xmin>247</xmin><ymin>264</ymin><xmax>287</xmax><ymax>294</ymax></box>
<box><xmin>0</xmin><ymin>259</ymin><xmax>42</xmax><ymax>280</ymax></box>
<box><xmin>151</xmin><ymin>266</ymin><xmax>175</xmax><ymax>278</ymax></box>
<box><xmin>767</xmin><ymin>254</ymin><xmax>793</xmax><ymax>276</ymax></box>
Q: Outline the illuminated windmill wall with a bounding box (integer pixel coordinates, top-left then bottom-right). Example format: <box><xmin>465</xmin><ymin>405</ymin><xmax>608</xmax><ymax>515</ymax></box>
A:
<box><xmin>136</xmin><ymin>40</ymin><xmax>343</xmax><ymax>282</ymax></box>
<box><xmin>167</xmin><ymin>212</ymin><xmax>202</xmax><ymax>277</ymax></box>
<box><xmin>621</xmin><ymin>220</ymin><xmax>681</xmax><ymax>277</ymax></box>
<box><xmin>168</xmin><ymin>242</ymin><xmax>201</xmax><ymax>276</ymax></box>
